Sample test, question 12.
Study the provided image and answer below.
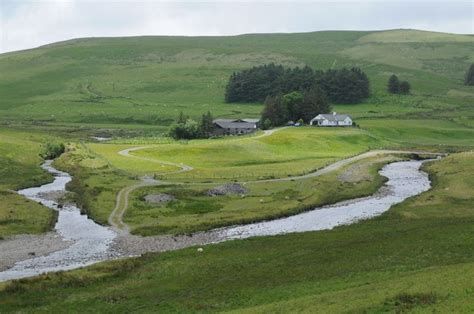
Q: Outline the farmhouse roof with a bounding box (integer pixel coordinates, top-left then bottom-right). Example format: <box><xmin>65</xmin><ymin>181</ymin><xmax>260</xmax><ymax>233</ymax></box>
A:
<box><xmin>213</xmin><ymin>119</ymin><xmax>258</xmax><ymax>129</ymax></box>
<box><xmin>314</xmin><ymin>113</ymin><xmax>352</xmax><ymax>122</ymax></box>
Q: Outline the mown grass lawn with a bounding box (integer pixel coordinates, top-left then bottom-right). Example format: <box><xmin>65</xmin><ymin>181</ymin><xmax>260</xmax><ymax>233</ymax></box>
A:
<box><xmin>0</xmin><ymin>152</ymin><xmax>472</xmax><ymax>312</ymax></box>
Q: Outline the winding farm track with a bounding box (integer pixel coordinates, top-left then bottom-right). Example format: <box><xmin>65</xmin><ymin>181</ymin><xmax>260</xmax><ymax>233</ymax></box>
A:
<box><xmin>109</xmin><ymin>128</ymin><xmax>284</xmax><ymax>231</ymax></box>
<box><xmin>108</xmin><ymin>127</ymin><xmax>442</xmax><ymax>232</ymax></box>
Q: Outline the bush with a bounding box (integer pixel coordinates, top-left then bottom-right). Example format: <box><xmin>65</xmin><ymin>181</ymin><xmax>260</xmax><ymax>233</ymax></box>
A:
<box><xmin>168</xmin><ymin>119</ymin><xmax>200</xmax><ymax>140</ymax></box>
<box><xmin>40</xmin><ymin>143</ymin><xmax>65</xmax><ymax>160</ymax></box>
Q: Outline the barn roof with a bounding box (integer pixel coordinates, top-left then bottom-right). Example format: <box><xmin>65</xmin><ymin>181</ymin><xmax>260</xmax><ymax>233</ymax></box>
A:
<box><xmin>213</xmin><ymin>119</ymin><xmax>258</xmax><ymax>129</ymax></box>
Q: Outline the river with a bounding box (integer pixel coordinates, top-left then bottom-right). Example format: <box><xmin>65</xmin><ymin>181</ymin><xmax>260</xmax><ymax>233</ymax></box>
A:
<box><xmin>0</xmin><ymin>158</ymin><xmax>433</xmax><ymax>282</ymax></box>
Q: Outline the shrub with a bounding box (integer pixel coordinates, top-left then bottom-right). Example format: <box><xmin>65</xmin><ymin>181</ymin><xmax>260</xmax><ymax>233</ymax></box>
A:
<box><xmin>40</xmin><ymin>143</ymin><xmax>65</xmax><ymax>160</ymax></box>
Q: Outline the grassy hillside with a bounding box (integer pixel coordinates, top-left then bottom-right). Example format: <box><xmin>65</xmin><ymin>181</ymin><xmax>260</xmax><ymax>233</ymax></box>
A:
<box><xmin>1</xmin><ymin>152</ymin><xmax>473</xmax><ymax>312</ymax></box>
<box><xmin>0</xmin><ymin>29</ymin><xmax>473</xmax><ymax>132</ymax></box>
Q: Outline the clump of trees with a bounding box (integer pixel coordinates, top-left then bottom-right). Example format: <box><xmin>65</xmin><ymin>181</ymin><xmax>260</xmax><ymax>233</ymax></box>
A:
<box><xmin>465</xmin><ymin>64</ymin><xmax>474</xmax><ymax>86</ymax></box>
<box><xmin>261</xmin><ymin>86</ymin><xmax>331</xmax><ymax>128</ymax></box>
<box><xmin>168</xmin><ymin>111</ymin><xmax>215</xmax><ymax>140</ymax></box>
<box><xmin>40</xmin><ymin>143</ymin><xmax>65</xmax><ymax>160</ymax></box>
<box><xmin>225</xmin><ymin>63</ymin><xmax>370</xmax><ymax>104</ymax></box>
<box><xmin>387</xmin><ymin>74</ymin><xmax>411</xmax><ymax>94</ymax></box>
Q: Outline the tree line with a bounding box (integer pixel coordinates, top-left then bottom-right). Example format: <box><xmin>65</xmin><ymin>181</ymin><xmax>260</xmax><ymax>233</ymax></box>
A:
<box><xmin>261</xmin><ymin>87</ymin><xmax>330</xmax><ymax>129</ymax></box>
<box><xmin>225</xmin><ymin>64</ymin><xmax>370</xmax><ymax>104</ymax></box>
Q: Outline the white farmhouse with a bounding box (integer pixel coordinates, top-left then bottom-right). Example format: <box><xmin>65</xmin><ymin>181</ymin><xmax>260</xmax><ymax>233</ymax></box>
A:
<box><xmin>310</xmin><ymin>113</ymin><xmax>353</xmax><ymax>127</ymax></box>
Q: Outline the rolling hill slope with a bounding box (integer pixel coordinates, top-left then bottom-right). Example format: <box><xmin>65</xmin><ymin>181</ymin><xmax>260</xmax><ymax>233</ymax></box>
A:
<box><xmin>0</xmin><ymin>29</ymin><xmax>473</xmax><ymax>129</ymax></box>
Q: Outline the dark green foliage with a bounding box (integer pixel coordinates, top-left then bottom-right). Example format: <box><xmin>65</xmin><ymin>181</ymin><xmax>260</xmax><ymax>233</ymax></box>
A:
<box><xmin>316</xmin><ymin>67</ymin><xmax>370</xmax><ymax>103</ymax></box>
<box><xmin>168</xmin><ymin>119</ymin><xmax>200</xmax><ymax>140</ymax></box>
<box><xmin>399</xmin><ymin>80</ymin><xmax>411</xmax><ymax>94</ymax></box>
<box><xmin>388</xmin><ymin>74</ymin><xmax>400</xmax><ymax>94</ymax></box>
<box><xmin>40</xmin><ymin>143</ymin><xmax>65</xmax><ymax>160</ymax></box>
<box><xmin>297</xmin><ymin>86</ymin><xmax>331</xmax><ymax>123</ymax></box>
<box><xmin>388</xmin><ymin>74</ymin><xmax>411</xmax><ymax>95</ymax></box>
<box><xmin>261</xmin><ymin>87</ymin><xmax>330</xmax><ymax>126</ymax></box>
<box><xmin>169</xmin><ymin>111</ymin><xmax>216</xmax><ymax>139</ymax></box>
<box><xmin>261</xmin><ymin>95</ymin><xmax>288</xmax><ymax>127</ymax></box>
<box><xmin>225</xmin><ymin>64</ymin><xmax>370</xmax><ymax>104</ymax></box>
<box><xmin>199</xmin><ymin>111</ymin><xmax>214</xmax><ymax>137</ymax></box>
<box><xmin>262</xmin><ymin>118</ymin><xmax>272</xmax><ymax>130</ymax></box>
<box><xmin>465</xmin><ymin>64</ymin><xmax>474</xmax><ymax>86</ymax></box>
<box><xmin>224</xmin><ymin>63</ymin><xmax>285</xmax><ymax>103</ymax></box>
<box><xmin>282</xmin><ymin>91</ymin><xmax>304</xmax><ymax>122</ymax></box>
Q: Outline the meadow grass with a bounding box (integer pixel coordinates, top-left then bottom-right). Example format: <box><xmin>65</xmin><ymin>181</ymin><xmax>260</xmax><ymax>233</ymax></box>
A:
<box><xmin>0</xmin><ymin>153</ymin><xmax>473</xmax><ymax>312</ymax></box>
<box><xmin>53</xmin><ymin>143</ymin><xmax>137</xmax><ymax>225</ymax></box>
<box><xmin>125</xmin><ymin>127</ymin><xmax>386</xmax><ymax>180</ymax></box>
<box><xmin>0</xmin><ymin>129</ymin><xmax>57</xmax><ymax>237</ymax></box>
<box><xmin>125</xmin><ymin>155</ymin><xmax>395</xmax><ymax>235</ymax></box>
<box><xmin>359</xmin><ymin>118</ymin><xmax>474</xmax><ymax>148</ymax></box>
<box><xmin>0</xmin><ymin>30</ymin><xmax>472</xmax><ymax>129</ymax></box>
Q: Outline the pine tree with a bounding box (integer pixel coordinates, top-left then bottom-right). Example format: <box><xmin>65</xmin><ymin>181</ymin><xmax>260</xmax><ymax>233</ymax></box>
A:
<box><xmin>399</xmin><ymin>81</ymin><xmax>411</xmax><ymax>94</ymax></box>
<box><xmin>465</xmin><ymin>64</ymin><xmax>474</xmax><ymax>86</ymax></box>
<box><xmin>199</xmin><ymin>111</ymin><xmax>214</xmax><ymax>137</ymax></box>
<box><xmin>297</xmin><ymin>86</ymin><xmax>330</xmax><ymax>123</ymax></box>
<box><xmin>261</xmin><ymin>95</ymin><xmax>287</xmax><ymax>127</ymax></box>
<box><xmin>388</xmin><ymin>74</ymin><xmax>400</xmax><ymax>94</ymax></box>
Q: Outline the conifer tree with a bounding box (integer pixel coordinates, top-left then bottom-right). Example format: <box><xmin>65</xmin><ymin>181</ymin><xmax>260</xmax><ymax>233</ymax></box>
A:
<box><xmin>387</xmin><ymin>74</ymin><xmax>400</xmax><ymax>94</ymax></box>
<box><xmin>399</xmin><ymin>81</ymin><xmax>411</xmax><ymax>94</ymax></box>
<box><xmin>465</xmin><ymin>64</ymin><xmax>474</xmax><ymax>86</ymax></box>
<box><xmin>199</xmin><ymin>111</ymin><xmax>214</xmax><ymax>137</ymax></box>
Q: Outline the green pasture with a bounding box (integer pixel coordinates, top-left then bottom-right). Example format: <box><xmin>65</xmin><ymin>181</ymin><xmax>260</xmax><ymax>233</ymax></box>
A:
<box><xmin>53</xmin><ymin>143</ymin><xmax>136</xmax><ymax>225</ymax></box>
<box><xmin>360</xmin><ymin>119</ymin><xmax>474</xmax><ymax>148</ymax></box>
<box><xmin>85</xmin><ymin>143</ymin><xmax>178</xmax><ymax>175</ymax></box>
<box><xmin>0</xmin><ymin>129</ymin><xmax>57</xmax><ymax>237</ymax></box>
<box><xmin>1</xmin><ymin>30</ymin><xmax>473</xmax><ymax>129</ymax></box>
<box><xmin>127</xmin><ymin>127</ymin><xmax>385</xmax><ymax>180</ymax></box>
<box><xmin>1</xmin><ymin>152</ymin><xmax>473</xmax><ymax>312</ymax></box>
<box><xmin>126</xmin><ymin>155</ymin><xmax>395</xmax><ymax>235</ymax></box>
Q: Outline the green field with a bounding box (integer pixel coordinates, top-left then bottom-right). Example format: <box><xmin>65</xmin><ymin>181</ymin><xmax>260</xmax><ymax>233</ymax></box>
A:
<box><xmin>0</xmin><ymin>28</ymin><xmax>474</xmax><ymax>311</ymax></box>
<box><xmin>0</xmin><ymin>29</ymin><xmax>473</xmax><ymax>130</ymax></box>
<box><xmin>0</xmin><ymin>130</ymin><xmax>57</xmax><ymax>238</ymax></box>
<box><xmin>89</xmin><ymin>127</ymin><xmax>385</xmax><ymax>181</ymax></box>
<box><xmin>1</xmin><ymin>152</ymin><xmax>473</xmax><ymax>312</ymax></box>
<box><xmin>125</xmin><ymin>154</ymin><xmax>395</xmax><ymax>235</ymax></box>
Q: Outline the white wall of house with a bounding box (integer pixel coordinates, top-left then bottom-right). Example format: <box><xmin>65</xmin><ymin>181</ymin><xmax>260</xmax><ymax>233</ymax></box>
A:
<box><xmin>310</xmin><ymin>115</ymin><xmax>353</xmax><ymax>127</ymax></box>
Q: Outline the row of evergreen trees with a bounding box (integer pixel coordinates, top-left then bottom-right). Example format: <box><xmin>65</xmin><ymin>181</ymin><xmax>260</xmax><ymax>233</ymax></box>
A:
<box><xmin>225</xmin><ymin>64</ymin><xmax>370</xmax><ymax>104</ymax></box>
<box><xmin>261</xmin><ymin>86</ymin><xmax>331</xmax><ymax>128</ymax></box>
<box><xmin>168</xmin><ymin>111</ymin><xmax>214</xmax><ymax>140</ymax></box>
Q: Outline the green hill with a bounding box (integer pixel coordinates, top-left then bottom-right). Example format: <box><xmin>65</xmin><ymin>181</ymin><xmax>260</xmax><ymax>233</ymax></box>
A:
<box><xmin>0</xmin><ymin>29</ymin><xmax>473</xmax><ymax>130</ymax></box>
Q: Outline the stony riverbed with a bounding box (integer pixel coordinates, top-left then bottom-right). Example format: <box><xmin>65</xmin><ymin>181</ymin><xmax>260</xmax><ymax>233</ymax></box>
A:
<box><xmin>0</xmin><ymin>158</ymin><xmax>433</xmax><ymax>282</ymax></box>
